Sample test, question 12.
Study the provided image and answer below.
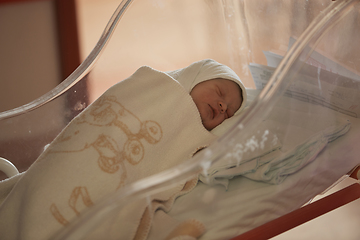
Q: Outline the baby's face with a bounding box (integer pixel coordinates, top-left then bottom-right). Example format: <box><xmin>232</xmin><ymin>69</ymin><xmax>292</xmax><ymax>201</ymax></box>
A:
<box><xmin>190</xmin><ymin>78</ymin><xmax>243</xmax><ymax>130</ymax></box>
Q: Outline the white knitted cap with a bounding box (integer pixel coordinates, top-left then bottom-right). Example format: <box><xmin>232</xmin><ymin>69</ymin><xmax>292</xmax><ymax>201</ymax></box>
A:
<box><xmin>166</xmin><ymin>59</ymin><xmax>247</xmax><ymax>115</ymax></box>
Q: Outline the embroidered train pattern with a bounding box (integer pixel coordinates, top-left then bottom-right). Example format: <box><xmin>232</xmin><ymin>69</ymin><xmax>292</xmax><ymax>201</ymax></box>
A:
<box><xmin>50</xmin><ymin>95</ymin><xmax>162</xmax><ymax>225</ymax></box>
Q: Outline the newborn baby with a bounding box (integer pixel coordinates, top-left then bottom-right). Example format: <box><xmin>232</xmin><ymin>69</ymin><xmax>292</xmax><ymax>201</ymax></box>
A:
<box><xmin>167</xmin><ymin>59</ymin><xmax>247</xmax><ymax>131</ymax></box>
<box><xmin>0</xmin><ymin>59</ymin><xmax>246</xmax><ymax>240</ymax></box>
<box><xmin>190</xmin><ymin>78</ymin><xmax>243</xmax><ymax>130</ymax></box>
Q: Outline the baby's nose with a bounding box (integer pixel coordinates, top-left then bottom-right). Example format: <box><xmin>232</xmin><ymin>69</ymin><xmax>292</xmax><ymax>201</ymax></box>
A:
<box><xmin>218</xmin><ymin>101</ymin><xmax>227</xmax><ymax>113</ymax></box>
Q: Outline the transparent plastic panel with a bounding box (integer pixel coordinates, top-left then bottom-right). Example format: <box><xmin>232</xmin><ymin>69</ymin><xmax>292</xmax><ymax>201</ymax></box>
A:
<box><xmin>0</xmin><ymin>0</ymin><xmax>359</xmax><ymax>240</ymax></box>
<box><xmin>0</xmin><ymin>0</ymin><xmax>332</xmax><ymax>177</ymax></box>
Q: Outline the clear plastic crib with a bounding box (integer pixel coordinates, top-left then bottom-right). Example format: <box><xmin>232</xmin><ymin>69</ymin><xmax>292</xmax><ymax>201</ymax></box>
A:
<box><xmin>1</xmin><ymin>0</ymin><xmax>360</xmax><ymax>239</ymax></box>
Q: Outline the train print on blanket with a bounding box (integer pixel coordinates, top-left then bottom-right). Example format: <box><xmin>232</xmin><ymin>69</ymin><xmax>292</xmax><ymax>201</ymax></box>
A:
<box><xmin>49</xmin><ymin>95</ymin><xmax>163</xmax><ymax>226</ymax></box>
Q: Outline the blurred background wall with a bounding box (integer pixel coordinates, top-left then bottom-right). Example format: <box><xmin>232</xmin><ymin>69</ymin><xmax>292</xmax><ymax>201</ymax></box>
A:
<box><xmin>0</xmin><ymin>0</ymin><xmax>80</xmax><ymax>112</ymax></box>
<box><xmin>0</xmin><ymin>0</ymin><xmax>60</xmax><ymax>112</ymax></box>
<box><xmin>0</xmin><ymin>0</ymin><xmax>81</xmax><ymax>177</ymax></box>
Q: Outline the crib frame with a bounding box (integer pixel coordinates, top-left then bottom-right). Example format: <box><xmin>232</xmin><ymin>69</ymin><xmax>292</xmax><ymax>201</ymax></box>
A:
<box><xmin>232</xmin><ymin>166</ymin><xmax>360</xmax><ymax>239</ymax></box>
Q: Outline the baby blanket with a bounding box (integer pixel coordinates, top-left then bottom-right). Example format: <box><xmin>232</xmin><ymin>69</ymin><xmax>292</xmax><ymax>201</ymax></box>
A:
<box><xmin>0</xmin><ymin>66</ymin><xmax>216</xmax><ymax>240</ymax></box>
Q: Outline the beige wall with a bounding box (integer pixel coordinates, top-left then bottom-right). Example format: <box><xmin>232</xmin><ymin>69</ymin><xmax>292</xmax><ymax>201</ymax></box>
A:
<box><xmin>0</xmin><ymin>1</ymin><xmax>61</xmax><ymax>112</ymax></box>
<box><xmin>76</xmin><ymin>0</ymin><xmax>334</xmax><ymax>102</ymax></box>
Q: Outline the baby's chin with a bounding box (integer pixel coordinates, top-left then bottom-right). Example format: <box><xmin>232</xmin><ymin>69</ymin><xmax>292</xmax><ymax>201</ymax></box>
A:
<box><xmin>201</xmin><ymin>119</ymin><xmax>217</xmax><ymax>131</ymax></box>
<box><xmin>197</xmin><ymin>110</ymin><xmax>212</xmax><ymax>130</ymax></box>
<box><xmin>199</xmin><ymin>117</ymin><xmax>211</xmax><ymax>131</ymax></box>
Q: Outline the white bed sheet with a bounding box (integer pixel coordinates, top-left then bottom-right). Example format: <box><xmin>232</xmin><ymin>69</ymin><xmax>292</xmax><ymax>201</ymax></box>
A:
<box><xmin>156</xmin><ymin>95</ymin><xmax>360</xmax><ymax>240</ymax></box>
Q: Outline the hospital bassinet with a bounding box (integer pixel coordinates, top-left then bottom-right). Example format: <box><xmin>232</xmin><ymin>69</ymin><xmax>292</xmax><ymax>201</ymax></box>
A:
<box><xmin>1</xmin><ymin>0</ymin><xmax>360</xmax><ymax>239</ymax></box>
